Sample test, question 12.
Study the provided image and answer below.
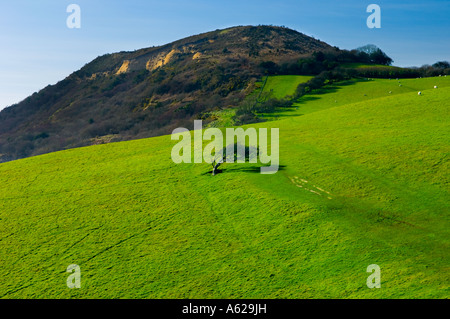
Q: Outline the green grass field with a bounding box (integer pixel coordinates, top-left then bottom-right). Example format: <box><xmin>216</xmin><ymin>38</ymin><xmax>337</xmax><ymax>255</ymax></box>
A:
<box><xmin>340</xmin><ymin>63</ymin><xmax>397</xmax><ymax>69</ymax></box>
<box><xmin>261</xmin><ymin>75</ymin><xmax>313</xmax><ymax>99</ymax></box>
<box><xmin>0</xmin><ymin>76</ymin><xmax>448</xmax><ymax>298</ymax></box>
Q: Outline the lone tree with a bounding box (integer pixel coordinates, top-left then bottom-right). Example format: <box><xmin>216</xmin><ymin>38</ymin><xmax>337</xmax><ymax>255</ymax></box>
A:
<box><xmin>355</xmin><ymin>44</ymin><xmax>393</xmax><ymax>65</ymax></box>
<box><xmin>432</xmin><ymin>61</ymin><xmax>450</xmax><ymax>69</ymax></box>
<box><xmin>210</xmin><ymin>143</ymin><xmax>259</xmax><ymax>176</ymax></box>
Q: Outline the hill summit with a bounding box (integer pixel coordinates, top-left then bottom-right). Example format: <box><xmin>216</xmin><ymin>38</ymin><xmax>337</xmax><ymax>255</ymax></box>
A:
<box><xmin>0</xmin><ymin>25</ymin><xmax>333</xmax><ymax>162</ymax></box>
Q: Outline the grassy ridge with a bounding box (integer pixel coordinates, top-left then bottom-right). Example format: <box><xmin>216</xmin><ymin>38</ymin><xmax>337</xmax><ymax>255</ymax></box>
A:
<box><xmin>341</xmin><ymin>63</ymin><xmax>396</xmax><ymax>69</ymax></box>
<box><xmin>0</xmin><ymin>77</ymin><xmax>448</xmax><ymax>298</ymax></box>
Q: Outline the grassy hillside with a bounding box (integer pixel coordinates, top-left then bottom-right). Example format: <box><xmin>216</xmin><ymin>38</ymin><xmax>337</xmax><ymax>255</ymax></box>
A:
<box><xmin>269</xmin><ymin>76</ymin><xmax>450</xmax><ymax>117</ymax></box>
<box><xmin>0</xmin><ymin>76</ymin><xmax>448</xmax><ymax>298</ymax></box>
<box><xmin>261</xmin><ymin>75</ymin><xmax>313</xmax><ymax>99</ymax></box>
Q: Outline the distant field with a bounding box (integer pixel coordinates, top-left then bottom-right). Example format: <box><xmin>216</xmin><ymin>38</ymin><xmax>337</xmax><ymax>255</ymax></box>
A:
<box><xmin>0</xmin><ymin>76</ymin><xmax>449</xmax><ymax>298</ymax></box>
<box><xmin>295</xmin><ymin>76</ymin><xmax>449</xmax><ymax>114</ymax></box>
<box><xmin>262</xmin><ymin>76</ymin><xmax>450</xmax><ymax>118</ymax></box>
<box><xmin>341</xmin><ymin>63</ymin><xmax>397</xmax><ymax>69</ymax></box>
<box><xmin>261</xmin><ymin>75</ymin><xmax>313</xmax><ymax>99</ymax></box>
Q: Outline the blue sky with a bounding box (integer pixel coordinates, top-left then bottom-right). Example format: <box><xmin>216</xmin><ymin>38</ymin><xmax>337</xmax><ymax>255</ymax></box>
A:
<box><xmin>0</xmin><ymin>0</ymin><xmax>449</xmax><ymax>110</ymax></box>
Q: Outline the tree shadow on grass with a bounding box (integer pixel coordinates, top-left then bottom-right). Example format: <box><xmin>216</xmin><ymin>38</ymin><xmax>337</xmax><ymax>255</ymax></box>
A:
<box><xmin>202</xmin><ymin>164</ymin><xmax>287</xmax><ymax>175</ymax></box>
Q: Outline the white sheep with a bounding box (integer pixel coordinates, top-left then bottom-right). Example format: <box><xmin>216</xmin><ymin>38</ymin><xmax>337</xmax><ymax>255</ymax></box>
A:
<box><xmin>434</xmin><ymin>86</ymin><xmax>438</xmax><ymax>89</ymax></box>
<box><xmin>418</xmin><ymin>91</ymin><xmax>422</xmax><ymax>95</ymax></box>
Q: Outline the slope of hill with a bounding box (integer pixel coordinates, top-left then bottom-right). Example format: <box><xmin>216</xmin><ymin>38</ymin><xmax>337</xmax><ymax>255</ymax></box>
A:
<box><xmin>261</xmin><ymin>75</ymin><xmax>314</xmax><ymax>99</ymax></box>
<box><xmin>0</xmin><ymin>76</ymin><xmax>448</xmax><ymax>298</ymax></box>
<box><xmin>0</xmin><ymin>25</ymin><xmax>333</xmax><ymax>163</ymax></box>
